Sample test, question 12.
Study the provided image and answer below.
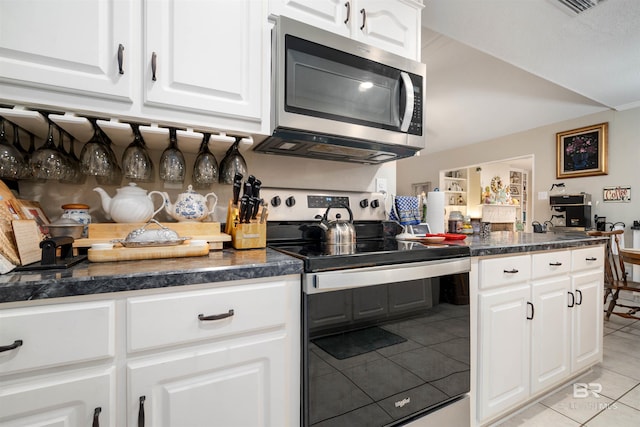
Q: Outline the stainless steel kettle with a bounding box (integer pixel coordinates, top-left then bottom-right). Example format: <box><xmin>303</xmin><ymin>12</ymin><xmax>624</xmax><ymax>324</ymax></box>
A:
<box><xmin>317</xmin><ymin>203</ymin><xmax>356</xmax><ymax>245</ymax></box>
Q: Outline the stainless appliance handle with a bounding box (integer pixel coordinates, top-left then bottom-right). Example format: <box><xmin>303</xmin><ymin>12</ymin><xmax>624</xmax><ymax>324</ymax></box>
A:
<box><xmin>399</xmin><ymin>71</ymin><xmax>414</xmax><ymax>132</ymax></box>
<box><xmin>305</xmin><ymin>258</ymin><xmax>470</xmax><ymax>294</ymax></box>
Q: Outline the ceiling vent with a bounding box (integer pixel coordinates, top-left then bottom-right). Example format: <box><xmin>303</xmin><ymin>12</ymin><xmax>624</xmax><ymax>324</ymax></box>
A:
<box><xmin>555</xmin><ymin>0</ymin><xmax>605</xmax><ymax>14</ymax></box>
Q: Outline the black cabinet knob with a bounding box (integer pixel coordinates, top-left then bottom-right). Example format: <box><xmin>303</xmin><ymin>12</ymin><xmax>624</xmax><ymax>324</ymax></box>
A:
<box><xmin>271</xmin><ymin>196</ymin><xmax>281</xmax><ymax>207</ymax></box>
<box><xmin>359</xmin><ymin>199</ymin><xmax>369</xmax><ymax>208</ymax></box>
<box><xmin>371</xmin><ymin>199</ymin><xmax>380</xmax><ymax>208</ymax></box>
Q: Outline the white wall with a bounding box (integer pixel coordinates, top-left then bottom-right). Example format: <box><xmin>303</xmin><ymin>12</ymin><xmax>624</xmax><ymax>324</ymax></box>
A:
<box><xmin>397</xmin><ymin>107</ymin><xmax>640</xmax><ymax>245</ymax></box>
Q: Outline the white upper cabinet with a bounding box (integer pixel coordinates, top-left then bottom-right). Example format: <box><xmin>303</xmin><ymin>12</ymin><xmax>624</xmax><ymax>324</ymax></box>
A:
<box><xmin>143</xmin><ymin>0</ymin><xmax>266</xmax><ymax>127</ymax></box>
<box><xmin>0</xmin><ymin>0</ymin><xmax>134</xmax><ymax>102</ymax></box>
<box><xmin>0</xmin><ymin>0</ymin><xmax>269</xmax><ymax>135</ymax></box>
<box><xmin>270</xmin><ymin>0</ymin><xmax>423</xmax><ymax>60</ymax></box>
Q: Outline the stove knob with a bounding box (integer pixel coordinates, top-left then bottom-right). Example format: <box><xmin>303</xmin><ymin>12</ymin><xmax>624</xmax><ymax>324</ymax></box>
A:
<box><xmin>359</xmin><ymin>199</ymin><xmax>369</xmax><ymax>208</ymax></box>
<box><xmin>371</xmin><ymin>199</ymin><xmax>380</xmax><ymax>208</ymax></box>
<box><xmin>285</xmin><ymin>196</ymin><xmax>296</xmax><ymax>207</ymax></box>
<box><xmin>271</xmin><ymin>195</ymin><xmax>281</xmax><ymax>207</ymax></box>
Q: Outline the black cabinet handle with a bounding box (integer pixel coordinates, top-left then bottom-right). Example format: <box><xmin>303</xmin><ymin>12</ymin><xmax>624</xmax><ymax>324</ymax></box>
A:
<box><xmin>360</xmin><ymin>8</ymin><xmax>366</xmax><ymax>30</ymax></box>
<box><xmin>503</xmin><ymin>269</ymin><xmax>519</xmax><ymax>274</ymax></box>
<box><xmin>92</xmin><ymin>407</ymin><xmax>101</xmax><ymax>427</ymax></box>
<box><xmin>576</xmin><ymin>289</ymin><xmax>583</xmax><ymax>305</ymax></box>
<box><xmin>526</xmin><ymin>302</ymin><xmax>534</xmax><ymax>320</ymax></box>
<box><xmin>344</xmin><ymin>2</ymin><xmax>350</xmax><ymax>24</ymax></box>
<box><xmin>568</xmin><ymin>291</ymin><xmax>575</xmax><ymax>307</ymax></box>
<box><xmin>549</xmin><ymin>262</ymin><xmax>562</xmax><ymax>266</ymax></box>
<box><xmin>151</xmin><ymin>52</ymin><xmax>157</xmax><ymax>81</ymax></box>
<box><xmin>117</xmin><ymin>44</ymin><xmax>125</xmax><ymax>74</ymax></box>
<box><xmin>585</xmin><ymin>257</ymin><xmax>597</xmax><ymax>261</ymax></box>
<box><xmin>198</xmin><ymin>309</ymin><xmax>234</xmax><ymax>321</ymax></box>
<box><xmin>0</xmin><ymin>339</ymin><xmax>23</xmax><ymax>353</ymax></box>
<box><xmin>138</xmin><ymin>396</ymin><xmax>146</xmax><ymax>427</ymax></box>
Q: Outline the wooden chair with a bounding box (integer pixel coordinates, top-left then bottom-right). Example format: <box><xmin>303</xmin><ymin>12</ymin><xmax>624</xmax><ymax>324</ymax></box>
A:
<box><xmin>588</xmin><ymin>229</ymin><xmax>640</xmax><ymax>320</ymax></box>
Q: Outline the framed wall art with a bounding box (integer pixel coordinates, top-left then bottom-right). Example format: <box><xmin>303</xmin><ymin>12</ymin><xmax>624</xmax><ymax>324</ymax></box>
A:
<box><xmin>556</xmin><ymin>122</ymin><xmax>608</xmax><ymax>178</ymax></box>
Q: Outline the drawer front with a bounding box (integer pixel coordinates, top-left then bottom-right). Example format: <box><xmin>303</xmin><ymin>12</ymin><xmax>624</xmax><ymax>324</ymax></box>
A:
<box><xmin>127</xmin><ymin>281</ymin><xmax>288</xmax><ymax>352</ymax></box>
<box><xmin>571</xmin><ymin>246</ymin><xmax>604</xmax><ymax>272</ymax></box>
<box><xmin>479</xmin><ymin>255</ymin><xmax>531</xmax><ymax>290</ymax></box>
<box><xmin>0</xmin><ymin>301</ymin><xmax>115</xmax><ymax>376</ymax></box>
<box><xmin>531</xmin><ymin>250</ymin><xmax>571</xmax><ymax>280</ymax></box>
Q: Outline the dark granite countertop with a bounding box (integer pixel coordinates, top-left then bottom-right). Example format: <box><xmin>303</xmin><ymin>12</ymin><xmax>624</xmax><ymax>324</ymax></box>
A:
<box><xmin>0</xmin><ymin>232</ymin><xmax>607</xmax><ymax>305</ymax></box>
<box><xmin>452</xmin><ymin>231</ymin><xmax>608</xmax><ymax>257</ymax></box>
<box><xmin>0</xmin><ymin>248</ymin><xmax>304</xmax><ymax>304</ymax></box>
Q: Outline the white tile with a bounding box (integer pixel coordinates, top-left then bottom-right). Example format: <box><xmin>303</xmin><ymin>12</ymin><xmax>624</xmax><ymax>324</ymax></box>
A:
<box><xmin>576</xmin><ymin>365</ymin><xmax>640</xmax><ymax>400</ymax></box>
<box><xmin>541</xmin><ymin>384</ymin><xmax>613</xmax><ymax>424</ymax></box>
<box><xmin>584</xmin><ymin>401</ymin><xmax>640</xmax><ymax>426</ymax></box>
<box><xmin>496</xmin><ymin>403</ymin><xmax>579</xmax><ymax>427</ymax></box>
<box><xmin>600</xmin><ymin>350</ymin><xmax>640</xmax><ymax>382</ymax></box>
<box><xmin>619</xmin><ymin>384</ymin><xmax>640</xmax><ymax>410</ymax></box>
<box><xmin>603</xmin><ymin>333</ymin><xmax>640</xmax><ymax>360</ymax></box>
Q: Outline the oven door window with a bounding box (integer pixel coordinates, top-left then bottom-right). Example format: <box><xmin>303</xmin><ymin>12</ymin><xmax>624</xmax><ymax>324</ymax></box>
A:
<box><xmin>285</xmin><ymin>35</ymin><xmax>415</xmax><ymax>131</ymax></box>
<box><xmin>304</xmin><ymin>274</ymin><xmax>470</xmax><ymax>427</ymax></box>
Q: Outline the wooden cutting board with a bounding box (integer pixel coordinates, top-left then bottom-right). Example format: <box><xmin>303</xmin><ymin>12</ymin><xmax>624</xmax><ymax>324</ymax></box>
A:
<box><xmin>88</xmin><ymin>243</ymin><xmax>210</xmax><ymax>262</ymax></box>
<box><xmin>74</xmin><ymin>222</ymin><xmax>230</xmax><ymax>250</ymax></box>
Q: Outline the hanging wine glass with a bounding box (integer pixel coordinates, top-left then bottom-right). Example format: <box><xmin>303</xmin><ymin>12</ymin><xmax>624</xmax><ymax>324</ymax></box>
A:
<box><xmin>159</xmin><ymin>128</ymin><xmax>186</xmax><ymax>184</ymax></box>
<box><xmin>10</xmin><ymin>123</ymin><xmax>30</xmax><ymax>179</ymax></box>
<box><xmin>29</xmin><ymin>121</ymin><xmax>67</xmax><ymax>180</ymax></box>
<box><xmin>192</xmin><ymin>132</ymin><xmax>219</xmax><ymax>189</ymax></box>
<box><xmin>122</xmin><ymin>124</ymin><xmax>153</xmax><ymax>182</ymax></box>
<box><xmin>0</xmin><ymin>119</ymin><xmax>24</xmax><ymax>180</ymax></box>
<box><xmin>59</xmin><ymin>130</ymin><xmax>85</xmax><ymax>184</ymax></box>
<box><xmin>219</xmin><ymin>137</ymin><xmax>247</xmax><ymax>184</ymax></box>
<box><xmin>56</xmin><ymin>127</ymin><xmax>75</xmax><ymax>182</ymax></box>
<box><xmin>80</xmin><ymin>118</ymin><xmax>117</xmax><ymax>178</ymax></box>
<box><xmin>95</xmin><ymin>131</ymin><xmax>122</xmax><ymax>186</ymax></box>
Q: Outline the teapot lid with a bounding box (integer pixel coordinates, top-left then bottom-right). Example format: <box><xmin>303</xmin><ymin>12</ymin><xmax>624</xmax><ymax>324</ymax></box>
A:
<box><xmin>117</xmin><ymin>182</ymin><xmax>147</xmax><ymax>194</ymax></box>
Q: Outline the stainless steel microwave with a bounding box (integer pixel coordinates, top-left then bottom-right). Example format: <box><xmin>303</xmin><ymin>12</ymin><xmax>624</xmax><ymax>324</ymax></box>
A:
<box><xmin>253</xmin><ymin>16</ymin><xmax>426</xmax><ymax>164</ymax></box>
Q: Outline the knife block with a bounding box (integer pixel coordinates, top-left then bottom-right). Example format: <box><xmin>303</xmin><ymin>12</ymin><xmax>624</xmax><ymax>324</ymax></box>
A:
<box><xmin>225</xmin><ymin>200</ymin><xmax>266</xmax><ymax>249</ymax></box>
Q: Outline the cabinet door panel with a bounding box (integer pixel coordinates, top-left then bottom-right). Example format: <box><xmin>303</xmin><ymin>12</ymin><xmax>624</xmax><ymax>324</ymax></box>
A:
<box><xmin>0</xmin><ymin>367</ymin><xmax>115</xmax><ymax>427</ymax></box>
<box><xmin>355</xmin><ymin>0</ymin><xmax>420</xmax><ymax>59</ymax></box>
<box><xmin>144</xmin><ymin>0</ymin><xmax>263</xmax><ymax>120</ymax></box>
<box><xmin>571</xmin><ymin>270</ymin><xmax>603</xmax><ymax>371</ymax></box>
<box><xmin>128</xmin><ymin>336</ymin><xmax>288</xmax><ymax>427</ymax></box>
<box><xmin>269</xmin><ymin>0</ymin><xmax>350</xmax><ymax>36</ymax></box>
<box><xmin>478</xmin><ymin>284</ymin><xmax>530</xmax><ymax>420</ymax></box>
<box><xmin>531</xmin><ymin>277</ymin><xmax>571</xmax><ymax>393</ymax></box>
<box><xmin>0</xmin><ymin>0</ymin><xmax>133</xmax><ymax>101</ymax></box>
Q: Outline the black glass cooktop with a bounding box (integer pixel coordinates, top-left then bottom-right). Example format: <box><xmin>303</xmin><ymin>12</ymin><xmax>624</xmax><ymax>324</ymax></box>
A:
<box><xmin>270</xmin><ymin>239</ymin><xmax>470</xmax><ymax>272</ymax></box>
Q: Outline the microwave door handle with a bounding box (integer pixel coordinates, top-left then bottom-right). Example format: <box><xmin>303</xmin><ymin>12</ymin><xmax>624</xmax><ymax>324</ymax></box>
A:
<box><xmin>399</xmin><ymin>72</ymin><xmax>415</xmax><ymax>132</ymax></box>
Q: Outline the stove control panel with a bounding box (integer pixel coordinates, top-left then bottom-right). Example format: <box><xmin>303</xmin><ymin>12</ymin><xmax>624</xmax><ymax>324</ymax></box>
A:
<box><xmin>261</xmin><ymin>188</ymin><xmax>387</xmax><ymax>221</ymax></box>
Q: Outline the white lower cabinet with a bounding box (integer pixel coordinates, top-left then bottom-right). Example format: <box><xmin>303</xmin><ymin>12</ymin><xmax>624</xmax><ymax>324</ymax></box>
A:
<box><xmin>125</xmin><ymin>278</ymin><xmax>300</xmax><ymax>427</ymax></box>
<box><xmin>0</xmin><ymin>276</ymin><xmax>300</xmax><ymax>427</ymax></box>
<box><xmin>478</xmin><ymin>283</ymin><xmax>530</xmax><ymax>420</ymax></box>
<box><xmin>474</xmin><ymin>246</ymin><xmax>603</xmax><ymax>425</ymax></box>
<box><xmin>128</xmin><ymin>334</ymin><xmax>287</xmax><ymax>427</ymax></box>
<box><xmin>0</xmin><ymin>367</ymin><xmax>115</xmax><ymax>427</ymax></box>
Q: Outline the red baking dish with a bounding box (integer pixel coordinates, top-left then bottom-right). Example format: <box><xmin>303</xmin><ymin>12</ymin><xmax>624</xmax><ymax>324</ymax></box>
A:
<box><xmin>425</xmin><ymin>233</ymin><xmax>467</xmax><ymax>240</ymax></box>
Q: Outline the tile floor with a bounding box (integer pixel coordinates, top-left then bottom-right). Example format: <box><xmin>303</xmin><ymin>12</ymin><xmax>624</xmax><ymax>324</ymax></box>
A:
<box><xmin>497</xmin><ymin>297</ymin><xmax>640</xmax><ymax>427</ymax></box>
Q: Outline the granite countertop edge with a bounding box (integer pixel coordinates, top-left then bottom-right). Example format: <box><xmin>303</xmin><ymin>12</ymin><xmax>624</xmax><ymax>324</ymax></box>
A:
<box><xmin>0</xmin><ymin>233</ymin><xmax>608</xmax><ymax>304</ymax></box>
<box><xmin>0</xmin><ymin>248</ymin><xmax>304</xmax><ymax>304</ymax></box>
<box><xmin>464</xmin><ymin>232</ymin><xmax>608</xmax><ymax>257</ymax></box>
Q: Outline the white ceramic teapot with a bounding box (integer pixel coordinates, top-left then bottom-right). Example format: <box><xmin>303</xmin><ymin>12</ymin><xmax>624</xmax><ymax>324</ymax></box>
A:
<box><xmin>93</xmin><ymin>183</ymin><xmax>164</xmax><ymax>223</ymax></box>
<box><xmin>163</xmin><ymin>185</ymin><xmax>218</xmax><ymax>222</ymax></box>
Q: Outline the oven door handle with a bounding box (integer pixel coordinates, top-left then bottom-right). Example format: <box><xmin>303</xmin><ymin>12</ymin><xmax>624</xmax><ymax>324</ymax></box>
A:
<box><xmin>308</xmin><ymin>258</ymin><xmax>470</xmax><ymax>293</ymax></box>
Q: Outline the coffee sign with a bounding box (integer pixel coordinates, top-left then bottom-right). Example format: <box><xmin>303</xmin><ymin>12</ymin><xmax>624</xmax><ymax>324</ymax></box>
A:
<box><xmin>603</xmin><ymin>186</ymin><xmax>631</xmax><ymax>202</ymax></box>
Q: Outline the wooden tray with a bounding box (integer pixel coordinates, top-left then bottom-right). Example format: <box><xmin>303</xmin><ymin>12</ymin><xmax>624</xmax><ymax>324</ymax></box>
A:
<box><xmin>88</xmin><ymin>243</ymin><xmax>210</xmax><ymax>262</ymax></box>
<box><xmin>74</xmin><ymin>222</ymin><xmax>230</xmax><ymax>250</ymax></box>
